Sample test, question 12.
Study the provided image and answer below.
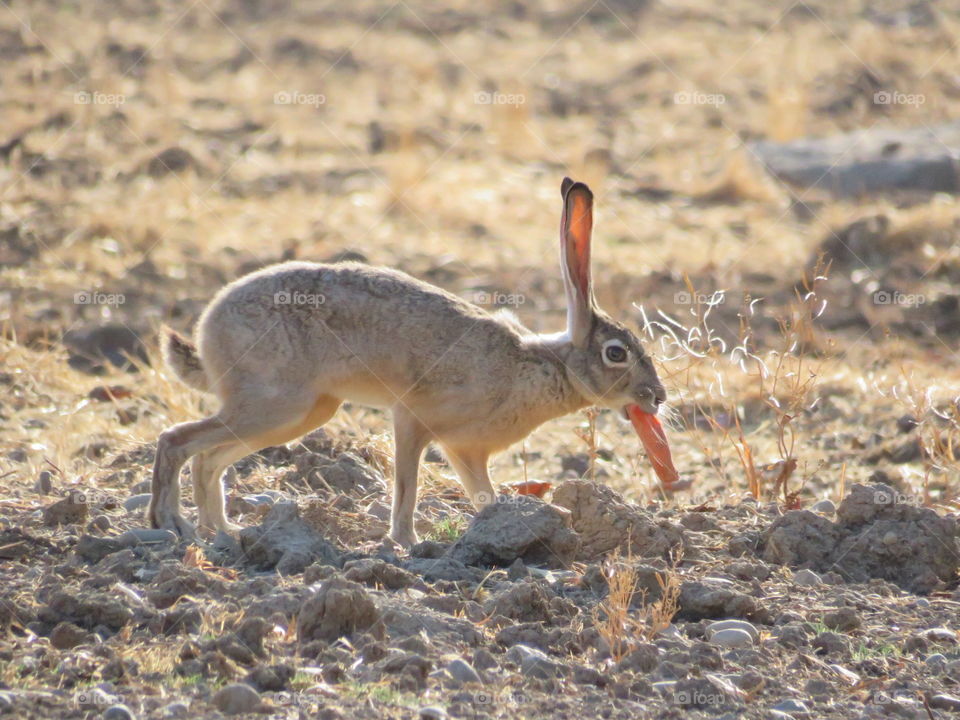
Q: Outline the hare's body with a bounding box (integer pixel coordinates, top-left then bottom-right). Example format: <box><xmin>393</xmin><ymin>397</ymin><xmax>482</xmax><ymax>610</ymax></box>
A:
<box><xmin>149</xmin><ymin>179</ymin><xmax>667</xmax><ymax>545</ymax></box>
<box><xmin>196</xmin><ymin>261</ymin><xmax>586</xmax><ymax>445</ymax></box>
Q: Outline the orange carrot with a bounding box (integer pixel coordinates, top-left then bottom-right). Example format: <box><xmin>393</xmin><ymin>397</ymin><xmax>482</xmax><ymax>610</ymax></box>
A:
<box><xmin>627</xmin><ymin>405</ymin><xmax>680</xmax><ymax>489</ymax></box>
<box><xmin>504</xmin><ymin>480</ymin><xmax>552</xmax><ymax>498</ymax></box>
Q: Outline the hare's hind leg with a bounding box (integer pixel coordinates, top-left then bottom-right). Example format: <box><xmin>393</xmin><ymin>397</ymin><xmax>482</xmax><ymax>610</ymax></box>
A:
<box><xmin>442</xmin><ymin>445</ymin><xmax>496</xmax><ymax>509</ymax></box>
<box><xmin>192</xmin><ymin>444</ymin><xmax>247</xmax><ymax>532</ymax></box>
<box><xmin>390</xmin><ymin>407</ymin><xmax>432</xmax><ymax>548</ymax></box>
<box><xmin>190</xmin><ymin>394</ymin><xmax>342</xmax><ymax>533</ymax></box>
<box><xmin>149</xmin><ymin>391</ymin><xmax>341</xmax><ymax>536</ymax></box>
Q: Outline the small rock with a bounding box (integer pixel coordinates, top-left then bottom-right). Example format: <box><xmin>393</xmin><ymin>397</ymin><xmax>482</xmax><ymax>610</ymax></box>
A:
<box><xmin>43</xmin><ymin>494</ymin><xmax>88</xmax><ymax>526</ymax></box>
<box><xmin>709</xmin><ymin>627</ymin><xmax>754</xmax><ymax>648</ymax></box>
<box><xmin>921</xmin><ymin>627</ymin><xmax>956</xmax><ymax>643</ymax></box>
<box><xmin>929</xmin><ymin>694</ymin><xmax>960</xmax><ymax>711</ymax></box>
<box><xmin>792</xmin><ymin>569</ymin><xmax>822</xmax><ymax>586</ymax></box>
<box><xmin>507</xmin><ymin>558</ymin><xmax>529</xmax><ymax>580</ymax></box>
<box><xmin>50</xmin><ymin>621</ymin><xmax>92</xmax><ymax>649</ymax></box>
<box><xmin>812</xmin><ymin>632</ymin><xmax>849</xmax><ymax>656</ymax></box>
<box><xmin>809</xmin><ymin>499</ymin><xmax>835</xmax><ymax>515</ymax></box>
<box><xmin>118</xmin><ymin>529</ymin><xmax>178</xmax><ymax>546</ymax></box>
<box><xmin>90</xmin><ymin>515</ymin><xmax>112</xmax><ymax>531</ymax></box>
<box><xmin>35</xmin><ymin>470</ymin><xmax>54</xmax><ymax>494</ymax></box>
<box><xmin>123</xmin><ymin>494</ymin><xmax>152</xmax><ymax>512</ymax></box>
<box><xmin>823</xmin><ymin>607</ymin><xmax>860</xmax><ymax>632</ymax></box>
<box><xmin>213</xmin><ymin>683</ymin><xmax>260</xmax><ymax>715</ymax></box>
<box><xmin>103</xmin><ymin>705</ymin><xmax>136</xmax><ymax>720</ymax></box>
<box><xmin>505</xmin><ymin>644</ymin><xmax>565</xmax><ymax>679</ymax></box>
<box><xmin>446</xmin><ymin>658</ymin><xmax>482</xmax><ymax>685</ymax></box>
<box><xmin>926</xmin><ymin>653</ymin><xmax>948</xmax><ymax>667</ymax></box>
<box><xmin>419</xmin><ymin>708</ymin><xmax>447</xmax><ymax>720</ymax></box>
<box><xmin>706</xmin><ymin>619</ymin><xmax>759</xmax><ymax>642</ymax></box>
<box><xmin>771</xmin><ymin>698</ymin><xmax>809</xmax><ymax>715</ymax></box>
<box><xmin>162</xmin><ymin>702</ymin><xmax>189</xmax><ymax>718</ymax></box>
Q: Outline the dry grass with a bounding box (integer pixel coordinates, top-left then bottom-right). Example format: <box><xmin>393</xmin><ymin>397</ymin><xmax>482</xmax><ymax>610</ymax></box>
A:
<box><xmin>1</xmin><ymin>0</ymin><xmax>960</xmax><ymax>522</ymax></box>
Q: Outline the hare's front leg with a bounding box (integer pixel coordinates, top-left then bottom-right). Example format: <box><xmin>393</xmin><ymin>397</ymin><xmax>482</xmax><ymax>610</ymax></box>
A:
<box><xmin>442</xmin><ymin>444</ymin><xmax>496</xmax><ymax>510</ymax></box>
<box><xmin>390</xmin><ymin>408</ymin><xmax>431</xmax><ymax>548</ymax></box>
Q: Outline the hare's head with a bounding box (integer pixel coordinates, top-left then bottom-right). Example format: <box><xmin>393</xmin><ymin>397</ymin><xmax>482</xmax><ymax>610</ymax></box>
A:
<box><xmin>557</xmin><ymin>178</ymin><xmax>666</xmax><ymax>416</ymax></box>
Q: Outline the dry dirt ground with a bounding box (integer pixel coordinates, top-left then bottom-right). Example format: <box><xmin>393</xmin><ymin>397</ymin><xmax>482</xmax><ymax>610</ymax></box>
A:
<box><xmin>3</xmin><ymin>0</ymin><xmax>960</xmax><ymax>718</ymax></box>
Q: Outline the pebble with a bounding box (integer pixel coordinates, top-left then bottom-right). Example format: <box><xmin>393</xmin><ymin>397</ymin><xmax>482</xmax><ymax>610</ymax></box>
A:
<box><xmin>242</xmin><ymin>494</ymin><xmax>276</xmax><ymax>507</ymax></box>
<box><xmin>103</xmin><ymin>705</ymin><xmax>136</xmax><ymax>720</ymax></box>
<box><xmin>706</xmin><ymin>619</ymin><xmax>759</xmax><ymax>642</ymax></box>
<box><xmin>123</xmin><ymin>494</ymin><xmax>152</xmax><ymax>512</ymax></box>
<box><xmin>162</xmin><ymin>702</ymin><xmax>189</xmax><ymax>718</ymax></box>
<box><xmin>926</xmin><ymin>653</ymin><xmax>948</xmax><ymax>667</ymax></box>
<box><xmin>505</xmin><ymin>644</ymin><xmax>564</xmax><ymax>679</ymax></box>
<box><xmin>930</xmin><ymin>694</ymin><xmax>960</xmax><ymax>711</ymax></box>
<box><xmin>916</xmin><ymin>598</ymin><xmax>930</xmax><ymax>607</ymax></box>
<box><xmin>792</xmin><ymin>569</ymin><xmax>822</xmax><ymax>586</ymax></box>
<box><xmin>131</xmin><ymin>480</ymin><xmax>152</xmax><ymax>495</ymax></box>
<box><xmin>771</xmin><ymin>698</ymin><xmax>809</xmax><ymax>715</ymax></box>
<box><xmin>91</xmin><ymin>515</ymin><xmax>112</xmax><ymax>531</ymax></box>
<box><xmin>709</xmin><ymin>628</ymin><xmax>755</xmax><ymax>648</ymax></box>
<box><xmin>921</xmin><ymin>627</ymin><xmax>956</xmax><ymax>642</ymax></box>
<box><xmin>446</xmin><ymin>658</ymin><xmax>482</xmax><ymax>685</ymax></box>
<box><xmin>823</xmin><ymin>607</ymin><xmax>860</xmax><ymax>632</ymax></box>
<box><xmin>810</xmin><ymin>499</ymin><xmax>835</xmax><ymax>515</ymax></box>
<box><xmin>0</xmin><ymin>692</ymin><xmax>11</xmax><ymax>712</ymax></box>
<box><xmin>419</xmin><ymin>708</ymin><xmax>447</xmax><ymax>720</ymax></box>
<box><xmin>118</xmin><ymin>529</ymin><xmax>178</xmax><ymax>546</ymax></box>
<box><xmin>213</xmin><ymin>684</ymin><xmax>260</xmax><ymax>715</ymax></box>
<box><xmin>35</xmin><ymin>470</ymin><xmax>54</xmax><ymax>494</ymax></box>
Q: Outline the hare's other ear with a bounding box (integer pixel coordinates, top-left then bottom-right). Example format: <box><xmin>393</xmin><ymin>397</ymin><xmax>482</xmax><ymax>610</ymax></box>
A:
<box><xmin>560</xmin><ymin>177</ymin><xmax>595</xmax><ymax>347</ymax></box>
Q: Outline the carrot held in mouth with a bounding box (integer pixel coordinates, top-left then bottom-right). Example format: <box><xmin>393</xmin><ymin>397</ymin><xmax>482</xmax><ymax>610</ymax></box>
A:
<box><xmin>626</xmin><ymin>404</ymin><xmax>681</xmax><ymax>490</ymax></box>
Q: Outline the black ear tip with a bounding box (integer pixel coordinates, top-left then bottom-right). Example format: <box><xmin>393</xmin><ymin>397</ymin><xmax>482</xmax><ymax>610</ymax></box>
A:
<box><xmin>561</xmin><ymin>177</ymin><xmax>593</xmax><ymax>203</ymax></box>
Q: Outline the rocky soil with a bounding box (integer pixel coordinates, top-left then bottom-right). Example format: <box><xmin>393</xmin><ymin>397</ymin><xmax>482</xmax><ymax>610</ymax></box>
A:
<box><xmin>3</xmin><ymin>448</ymin><xmax>960</xmax><ymax>719</ymax></box>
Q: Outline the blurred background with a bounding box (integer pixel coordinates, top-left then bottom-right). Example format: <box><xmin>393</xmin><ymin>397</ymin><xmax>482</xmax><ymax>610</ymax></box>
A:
<box><xmin>3</xmin><ymin>0</ymin><xmax>960</xmax><ymax>506</ymax></box>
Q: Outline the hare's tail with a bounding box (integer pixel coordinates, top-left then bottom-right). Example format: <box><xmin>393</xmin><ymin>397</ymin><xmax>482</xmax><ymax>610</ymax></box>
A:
<box><xmin>160</xmin><ymin>326</ymin><xmax>210</xmax><ymax>392</ymax></box>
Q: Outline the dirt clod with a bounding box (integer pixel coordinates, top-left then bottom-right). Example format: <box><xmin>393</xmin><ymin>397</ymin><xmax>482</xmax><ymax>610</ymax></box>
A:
<box><xmin>298</xmin><ymin>576</ymin><xmax>381</xmax><ymax>643</ymax></box>
<box><xmin>446</xmin><ymin>495</ymin><xmax>580</xmax><ymax>568</ymax></box>
<box><xmin>239</xmin><ymin>502</ymin><xmax>341</xmax><ymax>574</ymax></box>
<box><xmin>552</xmin><ymin>480</ymin><xmax>686</xmax><ymax>561</ymax></box>
<box><xmin>760</xmin><ymin>482</ymin><xmax>959</xmax><ymax>593</ymax></box>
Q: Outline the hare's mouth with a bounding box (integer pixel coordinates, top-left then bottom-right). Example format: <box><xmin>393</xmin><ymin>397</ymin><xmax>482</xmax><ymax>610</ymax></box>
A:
<box><xmin>624</xmin><ymin>397</ymin><xmax>659</xmax><ymax>417</ymax></box>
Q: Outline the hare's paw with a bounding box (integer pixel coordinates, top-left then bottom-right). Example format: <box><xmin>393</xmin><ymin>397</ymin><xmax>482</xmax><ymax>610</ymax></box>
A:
<box><xmin>388</xmin><ymin>526</ymin><xmax>419</xmax><ymax>550</ymax></box>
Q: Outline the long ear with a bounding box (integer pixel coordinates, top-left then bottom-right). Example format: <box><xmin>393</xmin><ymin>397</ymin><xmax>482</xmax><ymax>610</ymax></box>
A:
<box><xmin>560</xmin><ymin>177</ymin><xmax>595</xmax><ymax>346</ymax></box>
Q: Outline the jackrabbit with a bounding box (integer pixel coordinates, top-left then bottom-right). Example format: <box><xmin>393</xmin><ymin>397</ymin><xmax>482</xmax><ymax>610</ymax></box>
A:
<box><xmin>149</xmin><ymin>178</ymin><xmax>667</xmax><ymax>546</ymax></box>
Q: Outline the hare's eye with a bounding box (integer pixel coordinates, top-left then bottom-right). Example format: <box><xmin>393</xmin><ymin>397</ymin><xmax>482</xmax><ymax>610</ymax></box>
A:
<box><xmin>602</xmin><ymin>340</ymin><xmax>629</xmax><ymax>366</ymax></box>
